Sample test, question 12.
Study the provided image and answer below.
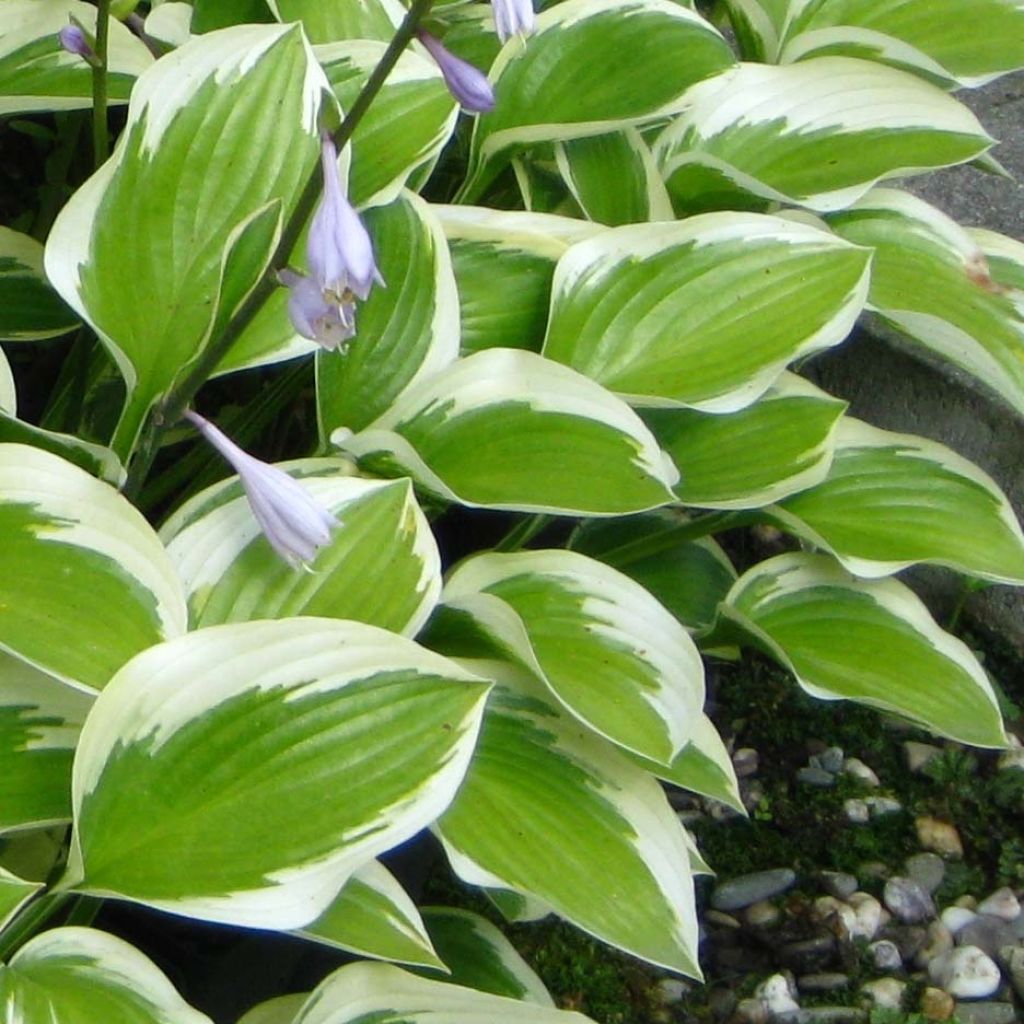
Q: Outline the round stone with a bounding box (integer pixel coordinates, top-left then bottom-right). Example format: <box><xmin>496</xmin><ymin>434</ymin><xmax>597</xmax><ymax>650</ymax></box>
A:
<box><xmin>942</xmin><ymin>906</ymin><xmax>978</xmax><ymax>935</ymax></box>
<box><xmin>1001</xmin><ymin>944</ymin><xmax>1024</xmax><ymax>1000</ymax></box>
<box><xmin>915</xmin><ymin>816</ymin><xmax>964</xmax><ymax>857</ymax></box>
<box><xmin>711</xmin><ymin>868</ymin><xmax>797</xmax><ymax>912</ymax></box>
<box><xmin>797</xmin><ymin>972</ymin><xmax>850</xmax><ymax>993</ymax></box>
<box><xmin>798</xmin><ymin>766</ymin><xmax>836</xmax><ymax>787</ymax></box>
<box><xmin>952</xmin><ymin>1002</ymin><xmax>1019</xmax><ymax>1024</ymax></box>
<box><xmin>818</xmin><ymin>747</ymin><xmax>845</xmax><ymax>773</ymax></box>
<box><xmin>848</xmin><ymin>892</ymin><xmax>884</xmax><ymax>941</ymax></box>
<box><xmin>844</xmin><ymin>798</ymin><xmax>870</xmax><ymax>824</ymax></box>
<box><xmin>860</xmin><ymin>977</ymin><xmax>905</xmax><ymax>1010</ymax></box>
<box><xmin>904</xmin><ymin>852</ymin><xmax>946</xmax><ymax>894</ymax></box>
<box><xmin>976</xmin><ymin>887</ymin><xmax>1020</xmax><ymax>922</ymax></box>
<box><xmin>929</xmin><ymin>946</ymin><xmax>1001</xmax><ymax>1000</ymax></box>
<box><xmin>920</xmin><ymin>986</ymin><xmax>955</xmax><ymax>1020</ymax></box>
<box><xmin>884</xmin><ymin>876</ymin><xmax>937</xmax><ymax>924</ymax></box>
<box><xmin>754</xmin><ymin>973</ymin><xmax>800</xmax><ymax>1016</ymax></box>
<box><xmin>957</xmin><ymin>915</ymin><xmax>1016</xmax><ymax>958</ymax></box>
<box><xmin>842</xmin><ymin>757</ymin><xmax>880</xmax><ymax>787</ymax></box>
<box><xmin>866</xmin><ymin>796</ymin><xmax>903</xmax><ymax>817</ymax></box>
<box><xmin>745</xmin><ymin>900</ymin><xmax>782</xmax><ymax>929</ymax></box>
<box><xmin>820</xmin><ymin>871</ymin><xmax>858</xmax><ymax>901</ymax></box>
<box><xmin>904</xmin><ymin>741</ymin><xmax>942</xmax><ymax>773</ymax></box>
<box><xmin>869</xmin><ymin>939</ymin><xmax>903</xmax><ymax>971</ymax></box>
<box><xmin>733</xmin><ymin>747</ymin><xmax>759</xmax><ymax>778</ymax></box>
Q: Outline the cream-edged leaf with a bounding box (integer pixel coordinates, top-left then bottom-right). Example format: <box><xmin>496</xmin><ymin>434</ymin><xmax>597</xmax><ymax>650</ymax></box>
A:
<box><xmin>0</xmin><ymin>227</ymin><xmax>78</xmax><ymax>340</ymax></box>
<box><xmin>64</xmin><ymin>619</ymin><xmax>490</xmax><ymax>929</ymax></box>
<box><xmin>0</xmin><ymin>346</ymin><xmax>15</xmax><ymax>415</ymax></box>
<box><xmin>0</xmin><ymin>412</ymin><xmax>124</xmax><ymax>486</ymax></box>
<box><xmin>0</xmin><ymin>866</ymin><xmax>43</xmax><ymax>932</ymax></box>
<box><xmin>266</xmin><ymin>0</ymin><xmax>404</xmax><ymax>42</ymax></box>
<box><xmin>238</xmin><ymin>995</ymin><xmax>307</xmax><ymax>1024</ymax></box>
<box><xmin>722</xmin><ymin>552</ymin><xmax>1007</xmax><ymax>747</ymax></box>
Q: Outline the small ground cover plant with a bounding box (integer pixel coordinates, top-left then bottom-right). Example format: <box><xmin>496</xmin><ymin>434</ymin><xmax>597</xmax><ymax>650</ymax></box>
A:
<box><xmin>1</xmin><ymin>0</ymin><xmax>1023</xmax><ymax>1020</ymax></box>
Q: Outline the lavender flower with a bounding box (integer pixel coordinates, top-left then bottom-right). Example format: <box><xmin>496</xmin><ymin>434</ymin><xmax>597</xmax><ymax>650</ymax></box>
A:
<box><xmin>186</xmin><ymin>411</ymin><xmax>337</xmax><ymax>567</ymax></box>
<box><xmin>417</xmin><ymin>30</ymin><xmax>495</xmax><ymax>113</ymax></box>
<box><xmin>279</xmin><ymin>268</ymin><xmax>356</xmax><ymax>350</ymax></box>
<box><xmin>58</xmin><ymin>22</ymin><xmax>98</xmax><ymax>64</ymax></box>
<box><xmin>491</xmin><ymin>0</ymin><xmax>535</xmax><ymax>42</ymax></box>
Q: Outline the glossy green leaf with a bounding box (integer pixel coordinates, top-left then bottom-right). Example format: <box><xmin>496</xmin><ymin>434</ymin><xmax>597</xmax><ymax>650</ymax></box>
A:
<box><xmin>654</xmin><ymin>57</ymin><xmax>992</xmax><ymax>213</ymax></box>
<box><xmin>335</xmin><ymin>348</ymin><xmax>681</xmax><ymax>515</ymax></box>
<box><xmin>463</xmin><ymin>0</ymin><xmax>734</xmax><ymax>198</ymax></box>
<box><xmin>569</xmin><ymin>512</ymin><xmax>737</xmax><ymax>635</ymax></box>
<box><xmin>969</xmin><ymin>227</ymin><xmax>1024</xmax><ymax>293</ymax></box>
<box><xmin>772</xmin><ymin>417</ymin><xmax>1024</xmax><ymax>584</ymax></box>
<box><xmin>437</xmin><ymin>663</ymin><xmax>702</xmax><ymax>976</ymax></box>
<box><xmin>162</xmin><ymin>463</ymin><xmax>441</xmax><ymax>637</ymax></box>
<box><xmin>542</xmin><ymin>215</ymin><xmax>870</xmax><ymax>412</ymax></box>
<box><xmin>0</xmin><ymin>412</ymin><xmax>124</xmax><ymax>486</ymax></box>
<box><xmin>0</xmin><ymin>867</ymin><xmax>42</xmax><ymax>932</ymax></box>
<box><xmin>435</xmin><ymin>205</ymin><xmax>601</xmax><ymax>356</ymax></box>
<box><xmin>722</xmin><ymin>552</ymin><xmax>1007</xmax><ymax>747</ymax></box>
<box><xmin>645</xmin><ymin>373</ymin><xmax>847</xmax><ymax>507</ymax></box>
<box><xmin>0</xmin><ymin>0</ymin><xmax>153</xmax><ymax>115</ymax></box>
<box><xmin>0</xmin><ymin>346</ymin><xmax>15</xmax><ymax>415</ymax></box>
<box><xmin>0</xmin><ymin>444</ymin><xmax>186</xmax><ymax>692</ymax></box>
<box><xmin>44</xmin><ymin>24</ymin><xmax>327</xmax><ymax>458</ymax></box>
<box><xmin>829</xmin><ymin>188</ymin><xmax>1024</xmax><ymax>415</ymax></box>
<box><xmin>238</xmin><ymin>995</ymin><xmax>307</xmax><ymax>1024</ymax></box>
<box><xmin>0</xmin><ymin>227</ymin><xmax>78</xmax><ymax>340</ymax></box>
<box><xmin>65</xmin><ymin>619</ymin><xmax>490</xmax><ymax>929</ymax></box>
<box><xmin>267</xmin><ymin>0</ymin><xmax>403</xmax><ymax>42</ymax></box>
<box><xmin>720</xmin><ymin>0</ymin><xmax>791</xmax><ymax>60</ymax></box>
<box><xmin>294</xmin><ymin>961</ymin><xmax>595</xmax><ymax>1023</ymax></box>
<box><xmin>0</xmin><ymin>652</ymin><xmax>93</xmax><ymax>833</ymax></box>
<box><xmin>420</xmin><ymin>907</ymin><xmax>554</xmax><ymax>1004</ymax></box>
<box><xmin>444</xmin><ymin>549</ymin><xmax>705</xmax><ymax>764</ymax></box>
<box><xmin>298</xmin><ymin>860</ymin><xmax>443</xmax><ymax>969</ymax></box>
<box><xmin>317</xmin><ymin>192</ymin><xmax>459</xmax><ymax>437</ymax></box>
<box><xmin>0</xmin><ymin>926</ymin><xmax>211</xmax><ymax>1023</ymax></box>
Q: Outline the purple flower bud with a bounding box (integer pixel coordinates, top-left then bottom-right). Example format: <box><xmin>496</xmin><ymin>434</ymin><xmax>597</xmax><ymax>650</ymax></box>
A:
<box><xmin>279</xmin><ymin>268</ymin><xmax>357</xmax><ymax>351</ymax></box>
<box><xmin>185</xmin><ymin>411</ymin><xmax>338</xmax><ymax>567</ymax></box>
<box><xmin>59</xmin><ymin>23</ymin><xmax>97</xmax><ymax>62</ymax></box>
<box><xmin>417</xmin><ymin>30</ymin><xmax>495</xmax><ymax>114</ymax></box>
<box><xmin>491</xmin><ymin>0</ymin><xmax>535</xmax><ymax>42</ymax></box>
<box><xmin>307</xmin><ymin>135</ymin><xmax>383</xmax><ymax>304</ymax></box>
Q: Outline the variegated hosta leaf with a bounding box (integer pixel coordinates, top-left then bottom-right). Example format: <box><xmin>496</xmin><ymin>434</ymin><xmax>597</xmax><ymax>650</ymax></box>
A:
<box><xmin>722</xmin><ymin>553</ymin><xmax>1007</xmax><ymax>747</ymax></box>
<box><xmin>627</xmin><ymin>712</ymin><xmax>744</xmax><ymax>814</ymax></box>
<box><xmin>970</xmin><ymin>227</ymin><xmax>1024</xmax><ymax>293</ymax></box>
<box><xmin>654</xmin><ymin>57</ymin><xmax>992</xmax><ymax>214</ymax></box>
<box><xmin>65</xmin><ymin>619</ymin><xmax>490</xmax><ymax>929</ymax></box>
<box><xmin>0</xmin><ymin>651</ymin><xmax>94</xmax><ymax>833</ymax></box>
<box><xmin>644</xmin><ymin>373</ymin><xmax>847</xmax><ymax>507</ymax></box>
<box><xmin>144</xmin><ymin>2</ymin><xmax>194</xmax><ymax>48</ymax></box>
<box><xmin>542</xmin><ymin>215</ymin><xmax>870</xmax><ymax>412</ymax></box>
<box><xmin>0</xmin><ymin>227</ymin><xmax>77</xmax><ymax>341</ymax></box>
<box><xmin>298</xmin><ymin>860</ymin><xmax>443</xmax><ymax>969</ymax></box>
<box><xmin>0</xmin><ymin>866</ymin><xmax>42</xmax><ymax>932</ymax></box>
<box><xmin>295</xmin><ymin>961</ymin><xmax>595</xmax><ymax>1024</ymax></box>
<box><xmin>437</xmin><ymin>664</ymin><xmax>702</xmax><ymax>976</ymax></box>
<box><xmin>435</xmin><ymin>205</ymin><xmax>602</xmax><ymax>356</ymax></box>
<box><xmin>0</xmin><ymin>412</ymin><xmax>124</xmax><ymax>486</ymax></box>
<box><xmin>444</xmin><ymin>549</ymin><xmax>705</xmax><ymax>764</ymax></box>
<box><xmin>0</xmin><ymin>346</ymin><xmax>15</xmax><ymax>414</ymax></box>
<box><xmin>772</xmin><ymin>418</ymin><xmax>1024</xmax><ymax>584</ymax></box>
<box><xmin>780</xmin><ymin>0</ymin><xmax>1024</xmax><ymax>88</ymax></box>
<box><xmin>317</xmin><ymin>192</ymin><xmax>459</xmax><ymax>437</ymax></box>
<box><xmin>45</xmin><ymin>24</ymin><xmax>327</xmax><ymax>459</ymax></box>
<box><xmin>320</xmin><ymin>43</ymin><xmax>458</xmax><ymax>209</ymax></box>
<box><xmin>420</xmin><ymin>907</ymin><xmax>554</xmax><ymax>1005</ymax></box>
<box><xmin>0</xmin><ymin>926</ymin><xmax>211</xmax><ymax>1024</ymax></box>
<box><xmin>161</xmin><ymin>464</ymin><xmax>441</xmax><ymax>636</ymax></box>
<box><xmin>829</xmin><ymin>188</ymin><xmax>1024</xmax><ymax>415</ymax></box>
<box><xmin>463</xmin><ymin>0</ymin><xmax>734</xmax><ymax>199</ymax></box>
<box><xmin>267</xmin><ymin>0</ymin><xmax>403</xmax><ymax>43</ymax></box>
<box><xmin>720</xmin><ymin>0</ymin><xmax>791</xmax><ymax>61</ymax></box>
<box><xmin>0</xmin><ymin>0</ymin><xmax>153</xmax><ymax>115</ymax></box>
<box><xmin>569</xmin><ymin>512</ymin><xmax>737</xmax><ymax>635</ymax></box>
<box><xmin>555</xmin><ymin>129</ymin><xmax>674</xmax><ymax>227</ymax></box>
<box><xmin>0</xmin><ymin>444</ymin><xmax>186</xmax><ymax>692</ymax></box>
<box><xmin>334</xmin><ymin>348</ymin><xmax>681</xmax><ymax>515</ymax></box>
<box><xmin>238</xmin><ymin>995</ymin><xmax>308</xmax><ymax>1024</ymax></box>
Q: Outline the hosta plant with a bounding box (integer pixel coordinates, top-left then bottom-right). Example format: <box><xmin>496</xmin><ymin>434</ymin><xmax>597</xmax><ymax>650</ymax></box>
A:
<box><xmin>1</xmin><ymin>0</ymin><xmax>1023</xmax><ymax>1020</ymax></box>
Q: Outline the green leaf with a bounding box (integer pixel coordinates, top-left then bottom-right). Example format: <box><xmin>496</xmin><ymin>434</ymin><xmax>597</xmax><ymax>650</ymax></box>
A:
<box><xmin>420</xmin><ymin>907</ymin><xmax>554</xmax><ymax>1004</ymax></box>
<box><xmin>317</xmin><ymin>193</ymin><xmax>459</xmax><ymax>437</ymax></box>
<box><xmin>437</xmin><ymin>663</ymin><xmax>702</xmax><ymax>976</ymax></box>
<box><xmin>294</xmin><ymin>961</ymin><xmax>595</xmax><ymax>1023</ymax></box>
<box><xmin>569</xmin><ymin>512</ymin><xmax>737</xmax><ymax>635</ymax></box>
<box><xmin>969</xmin><ymin>227</ymin><xmax>1024</xmax><ymax>292</ymax></box>
<box><xmin>542</xmin><ymin>216</ymin><xmax>870</xmax><ymax>411</ymax></box>
<box><xmin>781</xmin><ymin>0</ymin><xmax>1024</xmax><ymax>88</ymax></box>
<box><xmin>555</xmin><ymin>129</ymin><xmax>674</xmax><ymax>226</ymax></box>
<box><xmin>722</xmin><ymin>552</ymin><xmax>1007</xmax><ymax>747</ymax></box>
<box><xmin>0</xmin><ymin>926</ymin><xmax>211</xmax><ymax>1023</ymax></box>
<box><xmin>266</xmin><ymin>0</ymin><xmax>403</xmax><ymax>42</ymax></box>
<box><xmin>320</xmin><ymin>42</ymin><xmax>458</xmax><ymax>208</ymax></box>
<box><xmin>334</xmin><ymin>348</ymin><xmax>681</xmax><ymax>515</ymax></box>
<box><xmin>720</xmin><ymin>0</ymin><xmax>790</xmax><ymax>61</ymax></box>
<box><xmin>645</xmin><ymin>373</ymin><xmax>847</xmax><ymax>507</ymax></box>
<box><xmin>162</xmin><ymin>464</ymin><xmax>441</xmax><ymax>636</ymax></box>
<box><xmin>654</xmin><ymin>57</ymin><xmax>992</xmax><ymax>214</ymax></box>
<box><xmin>0</xmin><ymin>444</ymin><xmax>187</xmax><ymax>692</ymax></box>
<box><xmin>772</xmin><ymin>417</ymin><xmax>1024</xmax><ymax>584</ymax></box>
<box><xmin>192</xmin><ymin>0</ymin><xmax>274</xmax><ymax>33</ymax></box>
<box><xmin>829</xmin><ymin>188</ymin><xmax>1024</xmax><ymax>415</ymax></box>
<box><xmin>0</xmin><ymin>0</ymin><xmax>153</xmax><ymax>116</ymax></box>
<box><xmin>0</xmin><ymin>411</ymin><xmax>125</xmax><ymax>486</ymax></box>
<box><xmin>298</xmin><ymin>860</ymin><xmax>444</xmax><ymax>970</ymax></box>
<box><xmin>65</xmin><ymin>619</ymin><xmax>490</xmax><ymax>929</ymax></box>
<box><xmin>463</xmin><ymin>0</ymin><xmax>734</xmax><ymax>198</ymax></box>
<box><xmin>435</xmin><ymin>205</ymin><xmax>601</xmax><ymax>356</ymax></box>
<box><xmin>0</xmin><ymin>227</ymin><xmax>78</xmax><ymax>340</ymax></box>
<box><xmin>444</xmin><ymin>549</ymin><xmax>705</xmax><ymax>764</ymax></box>
<box><xmin>44</xmin><ymin>24</ymin><xmax>327</xmax><ymax>458</ymax></box>
<box><xmin>0</xmin><ymin>346</ymin><xmax>15</xmax><ymax>415</ymax></box>
<box><xmin>238</xmin><ymin>995</ymin><xmax>307</xmax><ymax>1024</ymax></box>
<box><xmin>0</xmin><ymin>651</ymin><xmax>93</xmax><ymax>833</ymax></box>
<box><xmin>0</xmin><ymin>866</ymin><xmax>42</xmax><ymax>931</ymax></box>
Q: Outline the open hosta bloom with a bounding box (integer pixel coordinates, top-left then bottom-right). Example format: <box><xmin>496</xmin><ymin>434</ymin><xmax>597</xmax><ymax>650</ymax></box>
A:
<box><xmin>185</xmin><ymin>411</ymin><xmax>337</xmax><ymax>566</ymax></box>
<box><xmin>492</xmin><ymin>0</ymin><xmax>535</xmax><ymax>42</ymax></box>
<box><xmin>279</xmin><ymin>268</ymin><xmax>355</xmax><ymax>350</ymax></box>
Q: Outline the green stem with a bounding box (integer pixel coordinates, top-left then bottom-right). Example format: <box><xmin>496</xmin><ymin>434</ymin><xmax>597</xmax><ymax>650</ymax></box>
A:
<box><xmin>122</xmin><ymin>0</ymin><xmax>435</xmax><ymax>498</ymax></box>
<box><xmin>597</xmin><ymin>510</ymin><xmax>756</xmax><ymax>568</ymax></box>
<box><xmin>495</xmin><ymin>514</ymin><xmax>555</xmax><ymax>552</ymax></box>
<box><xmin>0</xmin><ymin>894</ymin><xmax>72</xmax><ymax>964</ymax></box>
<box><xmin>91</xmin><ymin>0</ymin><xmax>112</xmax><ymax>169</ymax></box>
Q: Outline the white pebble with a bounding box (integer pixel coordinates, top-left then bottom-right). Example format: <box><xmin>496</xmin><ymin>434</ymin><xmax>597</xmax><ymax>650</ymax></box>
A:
<box><xmin>916</xmin><ymin>816</ymin><xmax>964</xmax><ymax>857</ymax></box>
<box><xmin>844</xmin><ymin>798</ymin><xmax>870</xmax><ymax>823</ymax></box>
<box><xmin>848</xmin><ymin>892</ymin><xmax>884</xmax><ymax>941</ymax></box>
<box><xmin>977</xmin><ymin>887</ymin><xmax>1021</xmax><ymax>922</ymax></box>
<box><xmin>843</xmin><ymin>757</ymin><xmax>880</xmax><ymax>786</ymax></box>
<box><xmin>866</xmin><ymin>796</ymin><xmax>903</xmax><ymax>817</ymax></box>
<box><xmin>928</xmin><ymin>945</ymin><xmax>1002</xmax><ymax>999</ymax></box>
<box><xmin>813</xmin><ymin>896</ymin><xmax>858</xmax><ymax>939</ymax></box>
<box><xmin>860</xmin><ymin>977</ymin><xmax>906</xmax><ymax>1010</ymax></box>
<box><xmin>942</xmin><ymin>906</ymin><xmax>978</xmax><ymax>935</ymax></box>
<box><xmin>754</xmin><ymin>974</ymin><xmax>800</xmax><ymax>1016</ymax></box>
